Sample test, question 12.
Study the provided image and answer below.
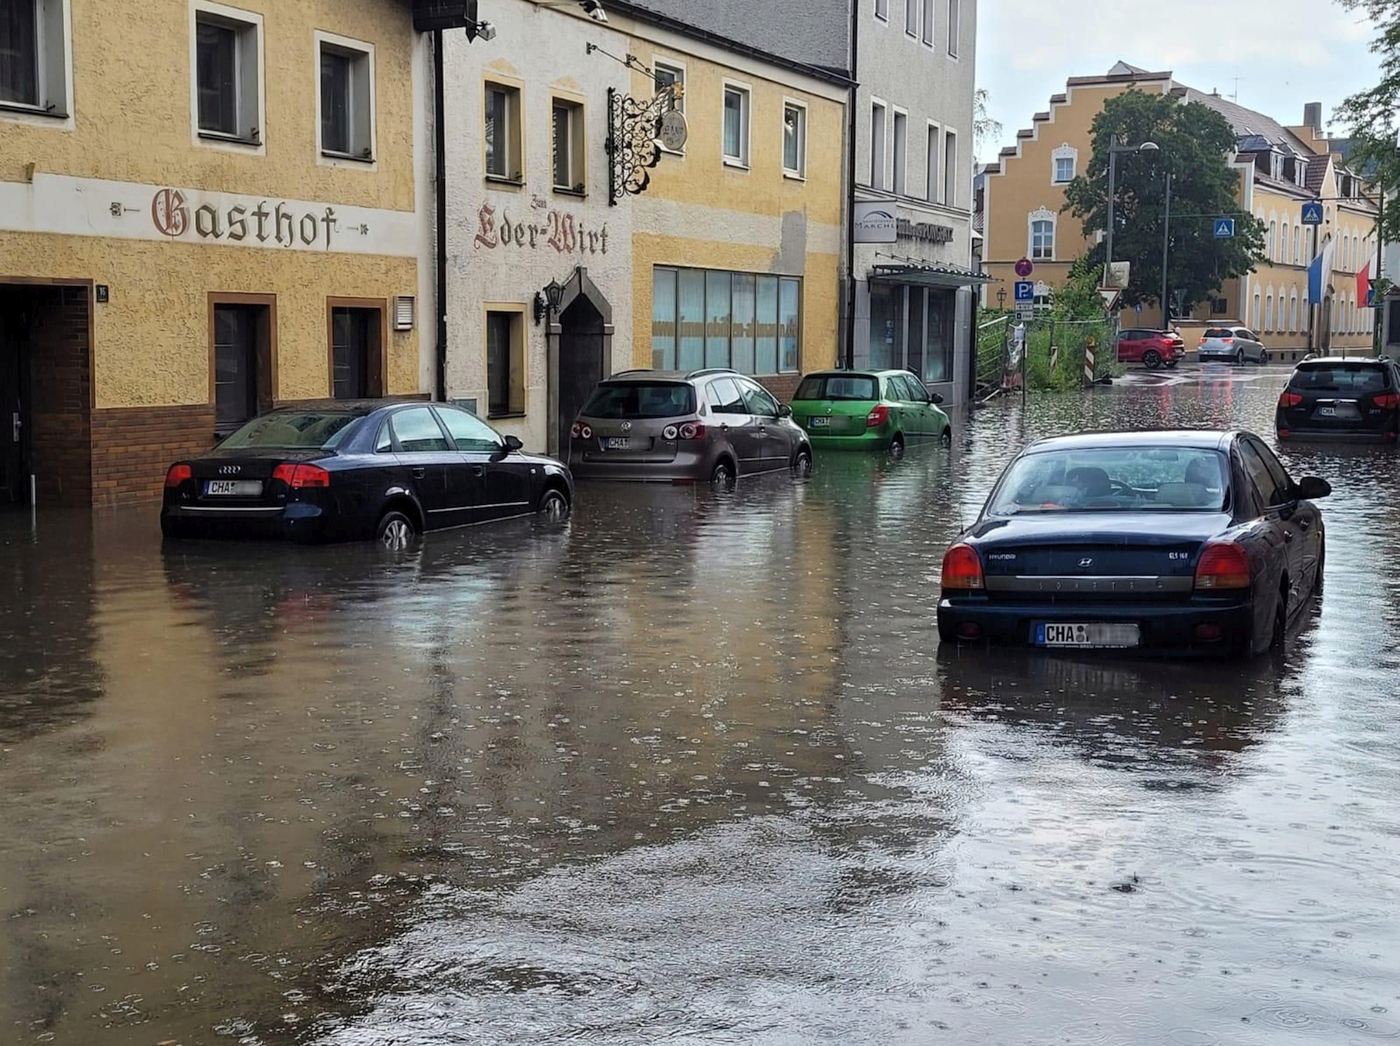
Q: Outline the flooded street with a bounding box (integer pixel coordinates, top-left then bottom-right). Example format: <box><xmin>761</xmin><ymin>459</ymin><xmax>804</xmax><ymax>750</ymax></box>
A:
<box><xmin>3</xmin><ymin>364</ymin><xmax>1400</xmax><ymax>1046</ymax></box>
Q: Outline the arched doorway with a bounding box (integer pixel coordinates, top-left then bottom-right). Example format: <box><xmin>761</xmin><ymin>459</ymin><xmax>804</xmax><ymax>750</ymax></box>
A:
<box><xmin>548</xmin><ymin>268</ymin><xmax>614</xmax><ymax>457</ymax></box>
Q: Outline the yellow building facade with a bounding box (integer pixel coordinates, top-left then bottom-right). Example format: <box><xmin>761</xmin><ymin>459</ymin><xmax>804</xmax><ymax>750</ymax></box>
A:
<box><xmin>982</xmin><ymin>64</ymin><xmax>1378</xmax><ymax>357</ymax></box>
<box><xmin>0</xmin><ymin>0</ymin><xmax>431</xmax><ymax>506</ymax></box>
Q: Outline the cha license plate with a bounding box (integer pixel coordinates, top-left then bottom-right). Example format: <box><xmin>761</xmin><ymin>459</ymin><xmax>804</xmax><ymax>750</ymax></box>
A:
<box><xmin>809</xmin><ymin>416</ymin><xmax>831</xmax><ymax>427</ymax></box>
<box><xmin>1036</xmin><ymin>622</ymin><xmax>1141</xmax><ymax>649</ymax></box>
<box><xmin>603</xmin><ymin>437</ymin><xmax>631</xmax><ymax>450</ymax></box>
<box><xmin>204</xmin><ymin>480</ymin><xmax>263</xmax><ymax>497</ymax></box>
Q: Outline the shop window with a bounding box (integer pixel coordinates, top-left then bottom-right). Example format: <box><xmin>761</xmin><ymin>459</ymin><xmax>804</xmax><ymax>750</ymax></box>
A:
<box><xmin>893</xmin><ymin>110</ymin><xmax>908</xmax><ymax>195</ymax></box>
<box><xmin>486</xmin><ymin>309</ymin><xmax>525</xmax><ymax>416</ymax></box>
<box><xmin>552</xmin><ymin>98</ymin><xmax>585</xmax><ymax>193</ymax></box>
<box><xmin>924</xmin><ymin>292</ymin><xmax>956</xmax><ymax>383</ymax></box>
<box><xmin>329</xmin><ymin>303</ymin><xmax>383</xmax><ymax>400</ymax></box>
<box><xmin>868</xmin><ymin>283</ymin><xmax>899</xmax><ymax>371</ymax></box>
<box><xmin>194</xmin><ymin>3</ymin><xmax>262</xmax><ymax>144</ymax></box>
<box><xmin>318</xmin><ymin>34</ymin><xmax>374</xmax><ymax>161</ymax></box>
<box><xmin>1</xmin><ymin>0</ymin><xmax>69</xmax><ymax>115</ymax></box>
<box><xmin>211</xmin><ymin>297</ymin><xmax>274</xmax><ymax>437</ymax></box>
<box><xmin>653</xmin><ymin>267</ymin><xmax>800</xmax><ymax>375</ymax></box>
<box><xmin>783</xmin><ymin>102</ymin><xmax>807</xmax><ymax>178</ymax></box>
<box><xmin>723</xmin><ymin>83</ymin><xmax>750</xmax><ymax>167</ymax></box>
<box><xmin>485</xmin><ymin>81</ymin><xmax>522</xmax><ymax>182</ymax></box>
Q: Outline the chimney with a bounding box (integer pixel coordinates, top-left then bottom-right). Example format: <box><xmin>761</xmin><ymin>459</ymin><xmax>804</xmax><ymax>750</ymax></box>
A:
<box><xmin>1303</xmin><ymin>102</ymin><xmax>1322</xmax><ymax>132</ymax></box>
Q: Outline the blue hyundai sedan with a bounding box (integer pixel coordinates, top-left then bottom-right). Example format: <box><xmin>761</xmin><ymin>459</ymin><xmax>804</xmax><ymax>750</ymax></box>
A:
<box><xmin>937</xmin><ymin>430</ymin><xmax>1330</xmax><ymax>658</ymax></box>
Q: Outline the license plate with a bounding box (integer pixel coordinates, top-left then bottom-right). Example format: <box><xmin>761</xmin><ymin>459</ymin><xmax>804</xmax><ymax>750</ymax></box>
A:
<box><xmin>1318</xmin><ymin>406</ymin><xmax>1336</xmax><ymax>417</ymax></box>
<box><xmin>204</xmin><ymin>480</ymin><xmax>263</xmax><ymax>497</ymax></box>
<box><xmin>1036</xmin><ymin>622</ymin><xmax>1141</xmax><ymax>649</ymax></box>
<box><xmin>604</xmin><ymin>437</ymin><xmax>631</xmax><ymax>450</ymax></box>
<box><xmin>809</xmin><ymin>416</ymin><xmax>831</xmax><ymax>427</ymax></box>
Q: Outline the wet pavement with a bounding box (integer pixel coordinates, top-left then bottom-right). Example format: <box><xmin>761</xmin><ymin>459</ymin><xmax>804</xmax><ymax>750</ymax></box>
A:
<box><xmin>2</xmin><ymin>361</ymin><xmax>1399</xmax><ymax>1045</ymax></box>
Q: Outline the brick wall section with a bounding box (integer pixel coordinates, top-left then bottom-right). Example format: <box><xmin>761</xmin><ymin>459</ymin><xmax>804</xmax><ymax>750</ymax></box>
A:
<box><xmin>27</xmin><ymin>286</ymin><xmax>93</xmax><ymax>506</ymax></box>
<box><xmin>91</xmin><ymin>405</ymin><xmax>216</xmax><ymax>506</ymax></box>
<box><xmin>758</xmin><ymin>374</ymin><xmax>802</xmax><ymax>403</ymax></box>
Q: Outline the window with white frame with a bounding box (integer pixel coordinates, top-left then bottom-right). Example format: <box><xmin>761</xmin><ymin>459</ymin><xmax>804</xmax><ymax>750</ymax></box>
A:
<box><xmin>1267</xmin><ymin>220</ymin><xmax>1276</xmax><ymax>260</ymax></box>
<box><xmin>947</xmin><ymin>0</ymin><xmax>960</xmax><ymax>56</ymax></box>
<box><xmin>1</xmin><ymin>0</ymin><xmax>69</xmax><ymax>115</ymax></box>
<box><xmin>194</xmin><ymin>3</ymin><xmax>262</xmax><ymax>142</ymax></box>
<box><xmin>1290</xmin><ymin>292</ymin><xmax>1298</xmax><ymax>333</ymax></box>
<box><xmin>905</xmin><ymin>0</ymin><xmax>918</xmax><ymax>35</ymax></box>
<box><xmin>922</xmin><ymin>0</ymin><xmax>934</xmax><ymax>44</ymax></box>
<box><xmin>874</xmin><ymin>0</ymin><xmax>888</xmax><ymax>21</ymax></box>
<box><xmin>782</xmin><ymin>101</ymin><xmax>806</xmax><ymax>178</ymax></box>
<box><xmin>925</xmin><ymin>124</ymin><xmax>939</xmax><ymax>201</ymax></box>
<box><xmin>870</xmin><ymin>101</ymin><xmax>887</xmax><ymax>189</ymax></box>
<box><xmin>723</xmin><ymin>83</ymin><xmax>750</xmax><ymax>167</ymax></box>
<box><xmin>1029</xmin><ymin>208</ymin><xmax>1055</xmax><ymax>260</ymax></box>
<box><xmin>1280</xmin><ymin>221</ymin><xmax>1289</xmax><ymax>263</ymax></box>
<box><xmin>892</xmin><ymin>110</ymin><xmax>908</xmax><ymax>195</ymax></box>
<box><xmin>1051</xmin><ymin>143</ymin><xmax>1077</xmax><ymax>184</ymax></box>
<box><xmin>484</xmin><ymin>80</ymin><xmax>522</xmax><ymax>181</ymax></box>
<box><xmin>318</xmin><ymin>34</ymin><xmax>374</xmax><ymax>160</ymax></box>
<box><xmin>1265</xmin><ymin>292</ymin><xmax>1274</xmax><ymax>333</ymax></box>
<box><xmin>1293</xmin><ymin>226</ymin><xmax>1301</xmax><ymax>264</ymax></box>
<box><xmin>943</xmin><ymin>129</ymin><xmax>957</xmax><ymax>206</ymax></box>
<box><xmin>654</xmin><ymin>60</ymin><xmax>683</xmax><ymax>113</ymax></box>
<box><xmin>552</xmin><ymin>98</ymin><xmax>585</xmax><ymax>193</ymax></box>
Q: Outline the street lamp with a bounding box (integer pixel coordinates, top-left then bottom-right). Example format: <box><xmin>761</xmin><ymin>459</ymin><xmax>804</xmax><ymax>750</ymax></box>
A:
<box><xmin>997</xmin><ymin>287</ymin><xmax>1007</xmax><ymax>310</ymax></box>
<box><xmin>1105</xmin><ymin>138</ymin><xmax>1160</xmax><ymax>284</ymax></box>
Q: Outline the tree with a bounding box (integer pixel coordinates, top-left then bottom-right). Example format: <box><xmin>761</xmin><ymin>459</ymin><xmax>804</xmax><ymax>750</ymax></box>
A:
<box><xmin>974</xmin><ymin>88</ymin><xmax>1002</xmax><ymax>154</ymax></box>
<box><xmin>1062</xmin><ymin>89</ymin><xmax>1265</xmax><ymax>313</ymax></box>
<box><xmin>1336</xmin><ymin>0</ymin><xmax>1400</xmax><ymax>243</ymax></box>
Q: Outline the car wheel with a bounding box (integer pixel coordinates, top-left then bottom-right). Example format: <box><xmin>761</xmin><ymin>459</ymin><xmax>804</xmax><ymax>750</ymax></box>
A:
<box><xmin>1142</xmin><ymin>349</ymin><xmax>1162</xmax><ymax>370</ymax></box>
<box><xmin>1269</xmin><ymin>583</ymin><xmax>1289</xmax><ymax>650</ymax></box>
<box><xmin>710</xmin><ymin>459</ymin><xmax>736</xmax><ymax>489</ymax></box>
<box><xmin>1235</xmin><ymin>348</ymin><xmax>1245</xmax><ymax>365</ymax></box>
<box><xmin>1258</xmin><ymin>350</ymin><xmax>1269</xmax><ymax>364</ymax></box>
<box><xmin>376</xmin><ymin>510</ymin><xmax>417</xmax><ymax>551</ymax></box>
<box><xmin>889</xmin><ymin>435</ymin><xmax>906</xmax><ymax>460</ymax></box>
<box><xmin>537</xmin><ymin>487</ymin><xmax>570</xmax><ymax>521</ymax></box>
<box><xmin>940</xmin><ymin>424</ymin><xmax>953</xmax><ymax>446</ymax></box>
<box><xmin>792</xmin><ymin>447</ymin><xmax>813</xmax><ymax>478</ymax></box>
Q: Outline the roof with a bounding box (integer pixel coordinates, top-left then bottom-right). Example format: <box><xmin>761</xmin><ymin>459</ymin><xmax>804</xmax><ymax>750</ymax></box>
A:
<box><xmin>606</xmin><ymin>369</ymin><xmax>739</xmax><ymax>382</ymax></box>
<box><xmin>266</xmin><ymin>398</ymin><xmax>426</xmax><ymax>415</ymax></box>
<box><xmin>869</xmin><ymin>261</ymin><xmax>993</xmax><ymax>287</ymax></box>
<box><xmin>1306</xmin><ymin>155</ymin><xmax>1329</xmax><ymax>193</ymax></box>
<box><xmin>1025</xmin><ymin>430</ymin><xmax>1233</xmax><ymax>453</ymax></box>
<box><xmin>1177</xmin><ymin>88</ymin><xmax>1315</xmax><ymax>157</ymax></box>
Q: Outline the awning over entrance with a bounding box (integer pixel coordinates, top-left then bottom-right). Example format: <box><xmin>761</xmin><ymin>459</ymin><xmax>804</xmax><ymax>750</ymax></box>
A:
<box><xmin>869</xmin><ymin>262</ymin><xmax>993</xmax><ymax>289</ymax></box>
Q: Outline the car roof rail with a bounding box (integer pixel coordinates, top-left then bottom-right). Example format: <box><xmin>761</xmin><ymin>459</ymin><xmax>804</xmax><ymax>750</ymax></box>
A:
<box><xmin>610</xmin><ymin>369</ymin><xmax>650</xmax><ymax>378</ymax></box>
<box><xmin>685</xmin><ymin>368</ymin><xmax>739</xmax><ymax>380</ymax></box>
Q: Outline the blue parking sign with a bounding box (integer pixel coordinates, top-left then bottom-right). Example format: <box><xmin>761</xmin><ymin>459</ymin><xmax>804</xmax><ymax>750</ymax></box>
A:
<box><xmin>1014</xmin><ymin>281</ymin><xmax>1034</xmax><ymax>302</ymax></box>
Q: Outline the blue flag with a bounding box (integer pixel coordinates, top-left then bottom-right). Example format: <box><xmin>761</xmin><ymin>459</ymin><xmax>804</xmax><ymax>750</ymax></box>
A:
<box><xmin>1308</xmin><ymin>253</ymin><xmax>1323</xmax><ymax>303</ymax></box>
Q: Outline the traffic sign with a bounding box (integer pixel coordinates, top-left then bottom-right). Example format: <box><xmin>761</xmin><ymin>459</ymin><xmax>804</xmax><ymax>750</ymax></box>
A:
<box><xmin>1098</xmin><ymin>287</ymin><xmax>1121</xmax><ymax>311</ymax></box>
<box><xmin>1014</xmin><ymin>280</ymin><xmax>1035</xmax><ymax>303</ymax></box>
<box><xmin>1015</xmin><ymin>257</ymin><xmax>1034</xmax><ymax>278</ymax></box>
<box><xmin>1213</xmin><ymin>218</ymin><xmax>1235</xmax><ymax>239</ymax></box>
<box><xmin>1015</xmin><ymin>302</ymin><xmax>1035</xmax><ymax>320</ymax></box>
<box><xmin>1301</xmin><ymin>201</ymin><xmax>1324</xmax><ymax>226</ymax></box>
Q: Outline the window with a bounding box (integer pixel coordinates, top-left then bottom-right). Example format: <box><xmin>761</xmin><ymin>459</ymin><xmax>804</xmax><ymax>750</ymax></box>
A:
<box><xmin>987</xmin><ymin>447</ymin><xmax>1231</xmax><ymax>516</ymax></box>
<box><xmin>705</xmin><ymin>377</ymin><xmax>748</xmax><ymax>415</ymax></box>
<box><xmin>1030</xmin><ymin>218</ymin><xmax>1054</xmax><ymax>260</ymax></box>
<box><xmin>651</xmin><ymin>266</ymin><xmax>801</xmax><ymax>374</ymax></box>
<box><xmin>214</xmin><ymin>304</ymin><xmax>258</xmax><ymax>435</ymax></box>
<box><xmin>740</xmin><ymin>379</ymin><xmax>781</xmax><ymax>418</ymax></box>
<box><xmin>1211</xmin><ymin>298</ymin><xmax>1228</xmax><ymax>316</ymax></box>
<box><xmin>925</xmin><ymin>124</ymin><xmax>940</xmax><ymax>201</ymax></box>
<box><xmin>1252</xmin><ymin>292</ymin><xmax>1261</xmax><ymax>331</ymax></box>
<box><xmin>438</xmin><ymin>407</ymin><xmax>504</xmax><ymax>453</ymax></box>
<box><xmin>1268</xmin><ymin>220</ymin><xmax>1276</xmax><ymax>260</ymax></box>
<box><xmin>318</xmin><ymin>34</ymin><xmax>374</xmax><ymax>160</ymax></box>
<box><xmin>1</xmin><ymin>0</ymin><xmax>68</xmax><ymax>115</ymax></box>
<box><xmin>1290</xmin><ymin>292</ymin><xmax>1298</xmax><ymax>333</ymax></box>
<box><xmin>1054</xmin><ymin>156</ymin><xmax>1074</xmax><ymax>183</ymax></box>
<box><xmin>486</xmin><ymin>309</ymin><xmax>525</xmax><ymax>416</ymax></box>
<box><xmin>922</xmin><ymin>0</ymin><xmax>934</xmax><ymax>44</ymax></box>
<box><xmin>390</xmin><ymin>408</ymin><xmax>451</xmax><ymax>453</ymax></box>
<box><xmin>905</xmin><ymin>0</ymin><xmax>918</xmax><ymax>35</ymax></box>
<box><xmin>485</xmin><ymin>81</ymin><xmax>522</xmax><ymax>182</ymax></box>
<box><xmin>723</xmin><ymin>83</ymin><xmax>750</xmax><ymax>167</ymax></box>
<box><xmin>194</xmin><ymin>4</ymin><xmax>261</xmax><ymax>143</ymax></box>
<box><xmin>1238</xmin><ymin>440</ymin><xmax>1285</xmax><ymax>512</ymax></box>
<box><xmin>1265</xmin><ymin>292</ymin><xmax>1274</xmax><ymax>333</ymax></box>
<box><xmin>330</xmin><ymin>305</ymin><xmax>383</xmax><ymax>399</ymax></box>
<box><xmin>654</xmin><ymin>61</ymin><xmax>683</xmax><ymax>112</ymax></box>
<box><xmin>944</xmin><ymin>130</ymin><xmax>957</xmax><ymax>206</ymax></box>
<box><xmin>875</xmin><ymin>0</ymin><xmax>888</xmax><ymax>20</ymax></box>
<box><xmin>892</xmin><ymin>110</ymin><xmax>908</xmax><ymax>195</ymax></box>
<box><xmin>783</xmin><ymin>102</ymin><xmax>806</xmax><ymax>177</ymax></box>
<box><xmin>1293</xmin><ymin>225</ymin><xmax>1301</xmax><ymax>264</ymax></box>
<box><xmin>552</xmin><ymin>98</ymin><xmax>585</xmax><ymax>193</ymax></box>
<box><xmin>1280</xmin><ymin>221</ymin><xmax>1289</xmax><ymax>264</ymax></box>
<box><xmin>947</xmin><ymin>0</ymin><xmax>960</xmax><ymax>56</ymax></box>
<box><xmin>871</xmin><ymin>101</ymin><xmax>887</xmax><ymax>189</ymax></box>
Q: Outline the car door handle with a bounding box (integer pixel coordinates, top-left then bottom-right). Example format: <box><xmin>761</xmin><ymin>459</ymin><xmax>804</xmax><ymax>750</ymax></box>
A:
<box><xmin>1297</xmin><ymin>516</ymin><xmax>1311</xmax><ymax>531</ymax></box>
<box><xmin>411</xmin><ymin>467</ymin><xmax>426</xmax><ymax>479</ymax></box>
<box><xmin>1283</xmin><ymin>530</ymin><xmax>1295</xmax><ymax>543</ymax></box>
<box><xmin>471</xmin><ymin>466</ymin><xmax>485</xmax><ymax>477</ymax></box>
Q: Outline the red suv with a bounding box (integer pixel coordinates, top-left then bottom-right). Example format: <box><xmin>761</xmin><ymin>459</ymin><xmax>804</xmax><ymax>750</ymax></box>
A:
<box><xmin>1117</xmin><ymin>328</ymin><xmax>1185</xmax><ymax>370</ymax></box>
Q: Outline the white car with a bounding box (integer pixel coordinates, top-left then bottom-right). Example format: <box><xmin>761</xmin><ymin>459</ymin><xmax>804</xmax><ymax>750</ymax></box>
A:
<box><xmin>1198</xmin><ymin>326</ymin><xmax>1268</xmax><ymax>364</ymax></box>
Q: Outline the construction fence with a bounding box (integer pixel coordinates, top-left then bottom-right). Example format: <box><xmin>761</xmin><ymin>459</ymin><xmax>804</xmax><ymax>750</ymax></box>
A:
<box><xmin>976</xmin><ymin>313</ymin><xmax>1121</xmax><ymax>401</ymax></box>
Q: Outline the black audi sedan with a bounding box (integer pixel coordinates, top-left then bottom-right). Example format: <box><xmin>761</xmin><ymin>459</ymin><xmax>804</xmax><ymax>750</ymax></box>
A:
<box><xmin>162</xmin><ymin>401</ymin><xmax>574</xmax><ymax>547</ymax></box>
<box><xmin>937</xmin><ymin>430</ymin><xmax>1329</xmax><ymax>658</ymax></box>
<box><xmin>1276</xmin><ymin>357</ymin><xmax>1400</xmax><ymax>443</ymax></box>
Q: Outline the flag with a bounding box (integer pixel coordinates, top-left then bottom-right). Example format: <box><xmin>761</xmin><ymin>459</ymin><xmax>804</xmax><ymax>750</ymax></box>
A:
<box><xmin>1308</xmin><ymin>238</ymin><xmax>1337</xmax><ymax>303</ymax></box>
<box><xmin>1358</xmin><ymin>260</ymin><xmax>1372</xmax><ymax>306</ymax></box>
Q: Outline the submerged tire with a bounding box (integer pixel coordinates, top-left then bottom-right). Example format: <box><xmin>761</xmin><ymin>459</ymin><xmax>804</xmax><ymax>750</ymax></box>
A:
<box><xmin>710</xmin><ymin>459</ymin><xmax>736</xmax><ymax>489</ymax></box>
<box><xmin>376</xmin><ymin>510</ymin><xmax>417</xmax><ymax>551</ymax></box>
<box><xmin>537</xmin><ymin>487</ymin><xmax>570</xmax><ymax>521</ymax></box>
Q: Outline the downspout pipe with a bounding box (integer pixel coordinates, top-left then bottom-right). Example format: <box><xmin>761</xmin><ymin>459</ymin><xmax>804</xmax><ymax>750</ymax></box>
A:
<box><xmin>434</xmin><ymin>29</ymin><xmax>448</xmax><ymax>403</ymax></box>
<box><xmin>843</xmin><ymin>0</ymin><xmax>860</xmax><ymax>370</ymax></box>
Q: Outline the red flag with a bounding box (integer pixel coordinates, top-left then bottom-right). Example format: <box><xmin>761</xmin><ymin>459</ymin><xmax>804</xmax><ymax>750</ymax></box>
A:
<box><xmin>1359</xmin><ymin>260</ymin><xmax>1372</xmax><ymax>306</ymax></box>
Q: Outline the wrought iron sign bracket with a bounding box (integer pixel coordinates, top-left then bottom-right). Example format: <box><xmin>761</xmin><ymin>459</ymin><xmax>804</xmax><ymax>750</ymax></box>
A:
<box><xmin>605</xmin><ymin>84</ymin><xmax>681</xmax><ymax>205</ymax></box>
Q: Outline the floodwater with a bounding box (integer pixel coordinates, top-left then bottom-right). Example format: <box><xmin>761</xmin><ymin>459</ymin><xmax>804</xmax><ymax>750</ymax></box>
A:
<box><xmin>2</xmin><ymin>362</ymin><xmax>1399</xmax><ymax>1046</ymax></box>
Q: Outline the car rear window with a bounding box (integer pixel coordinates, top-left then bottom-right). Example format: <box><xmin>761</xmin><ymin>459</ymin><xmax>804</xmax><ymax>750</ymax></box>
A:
<box><xmin>1290</xmin><ymin>363</ymin><xmax>1391</xmax><ymax>394</ymax></box>
<box><xmin>219</xmin><ymin>412</ymin><xmax>362</xmax><ymax>449</ymax></box>
<box><xmin>1204</xmin><ymin>328</ymin><xmax>1235</xmax><ymax>339</ymax></box>
<box><xmin>793</xmin><ymin>375</ymin><xmax>878</xmax><ymax>401</ymax></box>
<box><xmin>988</xmin><ymin>446</ymin><xmax>1230</xmax><ymax>515</ymax></box>
<box><xmin>582</xmin><ymin>382</ymin><xmax>696</xmax><ymax>419</ymax></box>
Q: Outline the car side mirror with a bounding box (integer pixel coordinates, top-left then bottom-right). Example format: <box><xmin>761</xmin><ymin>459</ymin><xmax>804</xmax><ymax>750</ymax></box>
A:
<box><xmin>502</xmin><ymin>435</ymin><xmax>524</xmax><ymax>453</ymax></box>
<box><xmin>929</xmin><ymin>392</ymin><xmax>944</xmax><ymax>405</ymax></box>
<box><xmin>1295</xmin><ymin>476</ymin><xmax>1331</xmax><ymax>500</ymax></box>
<box><xmin>778</xmin><ymin>404</ymin><xmax>793</xmax><ymax>418</ymax></box>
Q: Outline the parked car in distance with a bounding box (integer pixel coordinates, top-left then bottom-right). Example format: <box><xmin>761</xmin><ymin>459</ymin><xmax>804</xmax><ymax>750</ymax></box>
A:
<box><xmin>937</xmin><ymin>430</ymin><xmax>1329</xmax><ymax>658</ymax></box>
<box><xmin>1117</xmin><ymin>328</ymin><xmax>1185</xmax><ymax>369</ymax></box>
<box><xmin>1198</xmin><ymin>326</ymin><xmax>1268</xmax><ymax>364</ymax></box>
<box><xmin>1276</xmin><ymin>357</ymin><xmax>1400</xmax><ymax>442</ymax></box>
<box><xmin>568</xmin><ymin>369</ymin><xmax>813</xmax><ymax>485</ymax></box>
<box><xmin>162</xmin><ymin>401</ymin><xmax>573</xmax><ymax>547</ymax></box>
<box><xmin>789</xmin><ymin>369</ymin><xmax>951</xmax><ymax>456</ymax></box>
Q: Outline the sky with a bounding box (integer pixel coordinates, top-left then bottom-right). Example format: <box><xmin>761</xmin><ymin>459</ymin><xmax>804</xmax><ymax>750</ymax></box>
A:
<box><xmin>975</xmin><ymin>0</ymin><xmax>1383</xmax><ymax>161</ymax></box>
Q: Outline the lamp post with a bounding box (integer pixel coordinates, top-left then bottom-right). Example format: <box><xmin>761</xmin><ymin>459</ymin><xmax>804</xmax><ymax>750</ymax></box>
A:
<box><xmin>1105</xmin><ymin>137</ymin><xmax>1160</xmax><ymax>284</ymax></box>
<box><xmin>997</xmin><ymin>287</ymin><xmax>1007</xmax><ymax>311</ymax></box>
<box><xmin>1161</xmin><ymin>170</ymin><xmax>1172</xmax><ymax>327</ymax></box>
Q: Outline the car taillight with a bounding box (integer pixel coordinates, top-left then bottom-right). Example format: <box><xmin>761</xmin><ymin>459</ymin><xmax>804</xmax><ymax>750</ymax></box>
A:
<box><xmin>941</xmin><ymin>544</ymin><xmax>985</xmax><ymax>591</ymax></box>
<box><xmin>572</xmin><ymin>423</ymin><xmax>593</xmax><ymax>440</ymax></box>
<box><xmin>1279</xmin><ymin>391</ymin><xmax>1304</xmax><ymax>408</ymax></box>
<box><xmin>678</xmin><ymin>422</ymin><xmax>706</xmax><ymax>440</ymax></box>
<box><xmin>1221</xmin><ymin>337</ymin><xmax>1234</xmax><ymax>344</ymax></box>
<box><xmin>662</xmin><ymin>424</ymin><xmax>679</xmax><ymax>440</ymax></box>
<box><xmin>867</xmin><ymin>405</ymin><xmax>890</xmax><ymax>428</ymax></box>
<box><xmin>1194</xmin><ymin>542</ymin><xmax>1251</xmax><ymax>591</ymax></box>
<box><xmin>165</xmin><ymin>463</ymin><xmax>192</xmax><ymax>488</ymax></box>
<box><xmin>1372</xmin><ymin>392</ymin><xmax>1400</xmax><ymax>409</ymax></box>
<box><xmin>273</xmin><ymin>463</ymin><xmax>331</xmax><ymax>489</ymax></box>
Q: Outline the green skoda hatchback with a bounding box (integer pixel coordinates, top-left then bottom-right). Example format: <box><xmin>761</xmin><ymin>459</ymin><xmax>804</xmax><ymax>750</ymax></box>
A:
<box><xmin>790</xmin><ymin>370</ymin><xmax>951</xmax><ymax>456</ymax></box>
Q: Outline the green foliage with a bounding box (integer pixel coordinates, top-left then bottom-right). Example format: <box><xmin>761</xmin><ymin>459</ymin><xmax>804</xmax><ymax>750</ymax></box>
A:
<box><xmin>1336</xmin><ymin>0</ymin><xmax>1400</xmax><ymax>243</ymax></box>
<box><xmin>1062</xmin><ymin>90</ymin><xmax>1266</xmax><ymax>313</ymax></box>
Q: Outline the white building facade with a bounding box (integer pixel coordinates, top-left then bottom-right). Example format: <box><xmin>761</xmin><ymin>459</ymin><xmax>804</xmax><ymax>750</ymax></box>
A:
<box><xmin>851</xmin><ymin>0</ymin><xmax>982</xmax><ymax>401</ymax></box>
<box><xmin>440</xmin><ymin>1</ymin><xmax>634</xmax><ymax>455</ymax></box>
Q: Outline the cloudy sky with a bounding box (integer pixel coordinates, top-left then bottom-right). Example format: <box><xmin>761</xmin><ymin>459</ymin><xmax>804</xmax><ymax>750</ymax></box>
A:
<box><xmin>976</xmin><ymin>0</ymin><xmax>1382</xmax><ymax>160</ymax></box>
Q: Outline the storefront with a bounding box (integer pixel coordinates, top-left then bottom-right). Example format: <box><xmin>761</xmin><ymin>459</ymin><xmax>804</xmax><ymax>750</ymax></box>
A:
<box><xmin>857</xmin><ymin>262</ymin><xmax>987</xmax><ymax>396</ymax></box>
